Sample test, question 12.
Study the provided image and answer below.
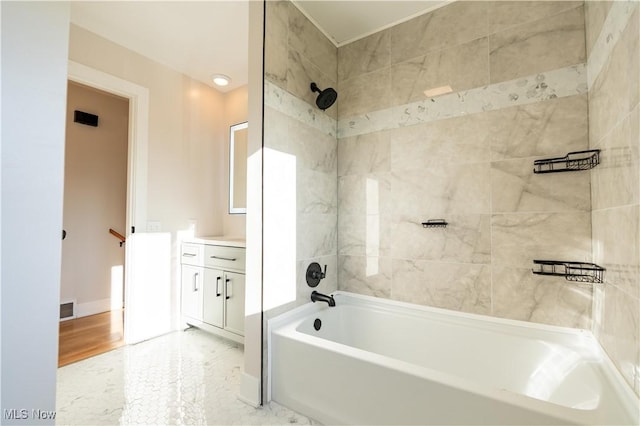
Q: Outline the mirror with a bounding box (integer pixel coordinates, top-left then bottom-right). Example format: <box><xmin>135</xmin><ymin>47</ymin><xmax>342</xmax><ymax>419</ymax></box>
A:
<box><xmin>229</xmin><ymin>122</ymin><xmax>248</xmax><ymax>214</ymax></box>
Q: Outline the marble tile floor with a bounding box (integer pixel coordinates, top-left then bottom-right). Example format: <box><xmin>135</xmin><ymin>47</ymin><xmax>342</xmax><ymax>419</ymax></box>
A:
<box><xmin>56</xmin><ymin>328</ymin><xmax>312</xmax><ymax>425</ymax></box>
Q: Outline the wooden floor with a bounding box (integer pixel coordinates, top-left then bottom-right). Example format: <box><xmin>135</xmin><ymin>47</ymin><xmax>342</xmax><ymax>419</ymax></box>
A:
<box><xmin>58</xmin><ymin>309</ymin><xmax>124</xmax><ymax>367</ymax></box>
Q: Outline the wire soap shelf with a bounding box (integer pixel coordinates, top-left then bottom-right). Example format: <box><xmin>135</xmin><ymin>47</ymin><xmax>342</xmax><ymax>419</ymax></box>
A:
<box><xmin>532</xmin><ymin>260</ymin><xmax>605</xmax><ymax>284</ymax></box>
<box><xmin>533</xmin><ymin>149</ymin><xmax>601</xmax><ymax>174</ymax></box>
<box><xmin>422</xmin><ymin>219</ymin><xmax>448</xmax><ymax>228</ymax></box>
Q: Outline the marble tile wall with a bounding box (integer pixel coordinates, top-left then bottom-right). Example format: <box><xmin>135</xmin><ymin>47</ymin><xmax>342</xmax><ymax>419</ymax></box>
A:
<box><xmin>587</xmin><ymin>1</ymin><xmax>640</xmax><ymax>396</ymax></box>
<box><xmin>337</xmin><ymin>1</ymin><xmax>585</xmax><ymax>118</ymax></box>
<box><xmin>262</xmin><ymin>0</ymin><xmax>339</xmax><ymax>401</ymax></box>
<box><xmin>488</xmin><ymin>5</ymin><xmax>585</xmax><ymax>83</ymax></box>
<box><xmin>263</xmin><ymin>0</ymin><xmax>338</xmax><ymax>319</ymax></box>
<box><xmin>336</xmin><ymin>1</ymin><xmax>594</xmax><ymax>329</ymax></box>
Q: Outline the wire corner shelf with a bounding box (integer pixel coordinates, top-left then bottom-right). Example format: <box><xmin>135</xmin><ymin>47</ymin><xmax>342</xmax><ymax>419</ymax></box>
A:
<box><xmin>532</xmin><ymin>260</ymin><xmax>605</xmax><ymax>284</ymax></box>
<box><xmin>533</xmin><ymin>149</ymin><xmax>600</xmax><ymax>174</ymax></box>
<box><xmin>422</xmin><ymin>219</ymin><xmax>448</xmax><ymax>228</ymax></box>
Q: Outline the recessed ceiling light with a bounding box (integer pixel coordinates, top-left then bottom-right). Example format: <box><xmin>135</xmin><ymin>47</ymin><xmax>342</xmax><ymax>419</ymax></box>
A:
<box><xmin>423</xmin><ymin>85</ymin><xmax>453</xmax><ymax>98</ymax></box>
<box><xmin>211</xmin><ymin>74</ymin><xmax>231</xmax><ymax>87</ymax></box>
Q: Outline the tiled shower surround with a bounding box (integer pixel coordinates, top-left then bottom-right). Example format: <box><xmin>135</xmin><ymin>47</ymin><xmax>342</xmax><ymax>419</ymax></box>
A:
<box><xmin>586</xmin><ymin>1</ymin><xmax>640</xmax><ymax>395</ymax></box>
<box><xmin>337</xmin><ymin>1</ymin><xmax>592</xmax><ymax>328</ymax></box>
<box><xmin>263</xmin><ymin>0</ymin><xmax>640</xmax><ymax>396</ymax></box>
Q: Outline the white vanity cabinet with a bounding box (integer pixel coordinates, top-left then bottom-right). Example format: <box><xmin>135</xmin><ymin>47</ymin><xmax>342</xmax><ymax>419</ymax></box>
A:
<box><xmin>181</xmin><ymin>265</ymin><xmax>204</xmax><ymax>321</ymax></box>
<box><xmin>181</xmin><ymin>239</ymin><xmax>245</xmax><ymax>344</ymax></box>
<box><xmin>181</xmin><ymin>243</ymin><xmax>204</xmax><ymax>323</ymax></box>
<box><xmin>202</xmin><ymin>268</ymin><xmax>225</xmax><ymax>328</ymax></box>
<box><xmin>222</xmin><ymin>271</ymin><xmax>245</xmax><ymax>335</ymax></box>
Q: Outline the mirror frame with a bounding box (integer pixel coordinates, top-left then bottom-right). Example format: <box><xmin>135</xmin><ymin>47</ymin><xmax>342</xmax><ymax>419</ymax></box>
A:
<box><xmin>229</xmin><ymin>121</ymin><xmax>248</xmax><ymax>214</ymax></box>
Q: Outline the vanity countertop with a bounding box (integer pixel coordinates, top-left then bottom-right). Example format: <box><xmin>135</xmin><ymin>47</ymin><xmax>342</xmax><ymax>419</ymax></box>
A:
<box><xmin>186</xmin><ymin>236</ymin><xmax>246</xmax><ymax>248</ymax></box>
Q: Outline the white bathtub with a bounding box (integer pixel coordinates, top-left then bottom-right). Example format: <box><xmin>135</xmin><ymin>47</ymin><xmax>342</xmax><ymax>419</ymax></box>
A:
<box><xmin>269</xmin><ymin>291</ymin><xmax>639</xmax><ymax>425</ymax></box>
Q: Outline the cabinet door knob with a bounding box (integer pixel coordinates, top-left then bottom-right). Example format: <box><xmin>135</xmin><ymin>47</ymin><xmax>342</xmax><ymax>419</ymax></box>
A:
<box><xmin>226</xmin><ymin>278</ymin><xmax>232</xmax><ymax>300</ymax></box>
<box><xmin>193</xmin><ymin>272</ymin><xmax>199</xmax><ymax>291</ymax></box>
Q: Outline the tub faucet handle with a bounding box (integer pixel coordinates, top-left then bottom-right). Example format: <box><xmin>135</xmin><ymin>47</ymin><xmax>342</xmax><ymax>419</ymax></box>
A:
<box><xmin>306</xmin><ymin>262</ymin><xmax>326</xmax><ymax>287</ymax></box>
<box><xmin>319</xmin><ymin>264</ymin><xmax>327</xmax><ymax>279</ymax></box>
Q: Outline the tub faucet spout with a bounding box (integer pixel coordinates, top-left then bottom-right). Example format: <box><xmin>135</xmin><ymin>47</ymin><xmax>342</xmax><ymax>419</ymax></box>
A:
<box><xmin>311</xmin><ymin>291</ymin><xmax>335</xmax><ymax>307</ymax></box>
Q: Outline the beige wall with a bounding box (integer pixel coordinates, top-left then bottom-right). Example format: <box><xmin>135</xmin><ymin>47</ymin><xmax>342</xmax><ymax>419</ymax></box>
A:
<box><xmin>223</xmin><ymin>85</ymin><xmax>248</xmax><ymax>237</ymax></box>
<box><xmin>336</xmin><ymin>1</ymin><xmax>592</xmax><ymax>329</ymax></box>
<box><xmin>69</xmin><ymin>24</ymin><xmax>228</xmax><ymax>330</ymax></box>
<box><xmin>586</xmin><ymin>1</ymin><xmax>640</xmax><ymax>397</ymax></box>
<box><xmin>61</xmin><ymin>82</ymin><xmax>128</xmax><ymax>315</ymax></box>
<box><xmin>69</xmin><ymin>24</ymin><xmax>227</xmax><ymax>238</ymax></box>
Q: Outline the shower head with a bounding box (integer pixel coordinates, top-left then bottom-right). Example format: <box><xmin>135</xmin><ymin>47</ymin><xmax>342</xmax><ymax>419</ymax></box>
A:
<box><xmin>310</xmin><ymin>82</ymin><xmax>337</xmax><ymax>111</ymax></box>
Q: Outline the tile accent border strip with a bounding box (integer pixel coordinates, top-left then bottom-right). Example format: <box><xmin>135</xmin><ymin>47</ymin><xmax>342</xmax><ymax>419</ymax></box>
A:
<box><xmin>264</xmin><ymin>80</ymin><xmax>338</xmax><ymax>138</ymax></box>
<box><xmin>587</xmin><ymin>0</ymin><xmax>639</xmax><ymax>89</ymax></box>
<box><xmin>337</xmin><ymin>64</ymin><xmax>587</xmax><ymax>139</ymax></box>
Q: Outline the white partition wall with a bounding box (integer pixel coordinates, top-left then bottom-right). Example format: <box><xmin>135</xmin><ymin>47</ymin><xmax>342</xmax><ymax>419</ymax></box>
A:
<box><xmin>1</xmin><ymin>2</ymin><xmax>71</xmax><ymax>423</ymax></box>
<box><xmin>239</xmin><ymin>0</ymin><xmax>265</xmax><ymax>407</ymax></box>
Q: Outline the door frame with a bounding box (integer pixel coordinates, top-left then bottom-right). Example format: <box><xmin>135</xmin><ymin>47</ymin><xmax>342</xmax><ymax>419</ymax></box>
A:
<box><xmin>67</xmin><ymin>61</ymin><xmax>149</xmax><ymax>344</ymax></box>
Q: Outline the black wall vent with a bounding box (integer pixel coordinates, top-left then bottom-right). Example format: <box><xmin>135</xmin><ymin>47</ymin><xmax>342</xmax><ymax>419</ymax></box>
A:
<box><xmin>74</xmin><ymin>110</ymin><xmax>99</xmax><ymax>127</ymax></box>
<box><xmin>60</xmin><ymin>301</ymin><xmax>75</xmax><ymax>320</ymax></box>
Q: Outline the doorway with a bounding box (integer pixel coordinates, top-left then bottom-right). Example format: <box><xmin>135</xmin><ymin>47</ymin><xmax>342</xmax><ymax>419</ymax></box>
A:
<box><xmin>65</xmin><ymin>61</ymin><xmax>151</xmax><ymax>347</ymax></box>
<box><xmin>59</xmin><ymin>81</ymin><xmax>129</xmax><ymax>365</ymax></box>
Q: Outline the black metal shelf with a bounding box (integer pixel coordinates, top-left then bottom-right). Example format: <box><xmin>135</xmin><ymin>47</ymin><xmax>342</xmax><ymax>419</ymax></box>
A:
<box><xmin>532</xmin><ymin>260</ymin><xmax>605</xmax><ymax>284</ymax></box>
<box><xmin>533</xmin><ymin>149</ymin><xmax>600</xmax><ymax>174</ymax></box>
<box><xmin>422</xmin><ymin>219</ymin><xmax>448</xmax><ymax>228</ymax></box>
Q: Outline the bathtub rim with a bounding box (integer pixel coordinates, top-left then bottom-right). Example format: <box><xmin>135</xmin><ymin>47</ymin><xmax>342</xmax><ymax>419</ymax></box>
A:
<box><xmin>268</xmin><ymin>291</ymin><xmax>639</xmax><ymax>424</ymax></box>
<box><xmin>271</xmin><ymin>291</ymin><xmax>598</xmax><ymax>340</ymax></box>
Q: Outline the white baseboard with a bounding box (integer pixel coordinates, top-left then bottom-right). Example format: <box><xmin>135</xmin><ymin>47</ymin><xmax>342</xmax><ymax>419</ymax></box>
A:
<box><xmin>76</xmin><ymin>298</ymin><xmax>112</xmax><ymax>318</ymax></box>
<box><xmin>238</xmin><ymin>372</ymin><xmax>261</xmax><ymax>407</ymax></box>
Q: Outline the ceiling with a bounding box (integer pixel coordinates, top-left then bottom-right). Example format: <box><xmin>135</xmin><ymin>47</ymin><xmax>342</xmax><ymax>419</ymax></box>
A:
<box><xmin>70</xmin><ymin>1</ymin><xmax>448</xmax><ymax>92</ymax></box>
<box><xmin>70</xmin><ymin>1</ymin><xmax>249</xmax><ymax>92</ymax></box>
<box><xmin>294</xmin><ymin>1</ymin><xmax>449</xmax><ymax>46</ymax></box>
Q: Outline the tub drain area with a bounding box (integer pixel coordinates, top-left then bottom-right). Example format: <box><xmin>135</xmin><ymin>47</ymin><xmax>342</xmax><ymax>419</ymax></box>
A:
<box><xmin>313</xmin><ymin>319</ymin><xmax>321</xmax><ymax>331</ymax></box>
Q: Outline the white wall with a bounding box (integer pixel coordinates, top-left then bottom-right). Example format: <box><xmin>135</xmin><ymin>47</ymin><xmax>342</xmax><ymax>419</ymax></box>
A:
<box><xmin>223</xmin><ymin>85</ymin><xmax>248</xmax><ymax>237</ymax></box>
<box><xmin>61</xmin><ymin>82</ymin><xmax>128</xmax><ymax>316</ymax></box>
<box><xmin>1</xmin><ymin>2</ymin><xmax>70</xmax><ymax>423</ymax></box>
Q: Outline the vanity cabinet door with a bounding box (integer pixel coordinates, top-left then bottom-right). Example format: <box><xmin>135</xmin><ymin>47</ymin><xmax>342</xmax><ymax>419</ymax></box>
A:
<box><xmin>181</xmin><ymin>265</ymin><xmax>203</xmax><ymax>322</ymax></box>
<box><xmin>203</xmin><ymin>268</ymin><xmax>224</xmax><ymax>328</ymax></box>
<box><xmin>224</xmin><ymin>272</ymin><xmax>245</xmax><ymax>336</ymax></box>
